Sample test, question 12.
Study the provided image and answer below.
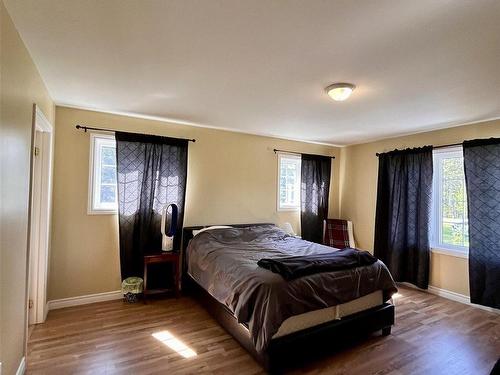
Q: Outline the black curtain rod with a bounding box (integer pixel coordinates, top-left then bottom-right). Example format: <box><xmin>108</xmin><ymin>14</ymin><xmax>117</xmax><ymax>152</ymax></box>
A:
<box><xmin>75</xmin><ymin>125</ymin><xmax>196</xmax><ymax>142</ymax></box>
<box><xmin>375</xmin><ymin>142</ymin><xmax>462</xmax><ymax>156</ymax></box>
<box><xmin>273</xmin><ymin>148</ymin><xmax>335</xmax><ymax>159</ymax></box>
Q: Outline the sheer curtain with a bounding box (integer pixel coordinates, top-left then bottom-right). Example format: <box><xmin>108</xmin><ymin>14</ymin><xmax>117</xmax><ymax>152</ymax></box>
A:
<box><xmin>463</xmin><ymin>138</ymin><xmax>500</xmax><ymax>308</ymax></box>
<box><xmin>115</xmin><ymin>132</ymin><xmax>188</xmax><ymax>279</ymax></box>
<box><xmin>374</xmin><ymin>146</ymin><xmax>433</xmax><ymax>289</ymax></box>
<box><xmin>300</xmin><ymin>154</ymin><xmax>331</xmax><ymax>243</ymax></box>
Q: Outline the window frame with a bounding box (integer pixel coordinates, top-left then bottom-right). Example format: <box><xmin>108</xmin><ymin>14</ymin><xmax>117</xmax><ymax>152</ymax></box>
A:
<box><xmin>431</xmin><ymin>146</ymin><xmax>469</xmax><ymax>257</ymax></box>
<box><xmin>277</xmin><ymin>152</ymin><xmax>302</xmax><ymax>211</ymax></box>
<box><xmin>88</xmin><ymin>132</ymin><xmax>118</xmax><ymax>215</ymax></box>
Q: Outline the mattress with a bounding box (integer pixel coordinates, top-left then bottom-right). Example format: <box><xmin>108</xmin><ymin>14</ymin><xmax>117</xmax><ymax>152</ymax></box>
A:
<box><xmin>273</xmin><ymin>290</ymin><xmax>383</xmax><ymax>338</ymax></box>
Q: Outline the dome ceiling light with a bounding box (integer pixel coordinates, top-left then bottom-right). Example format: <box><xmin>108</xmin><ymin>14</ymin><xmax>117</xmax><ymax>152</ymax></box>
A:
<box><xmin>325</xmin><ymin>83</ymin><xmax>356</xmax><ymax>101</ymax></box>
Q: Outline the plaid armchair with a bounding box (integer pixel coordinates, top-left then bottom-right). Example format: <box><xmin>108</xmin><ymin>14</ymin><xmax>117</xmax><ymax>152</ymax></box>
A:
<box><xmin>323</xmin><ymin>219</ymin><xmax>356</xmax><ymax>249</ymax></box>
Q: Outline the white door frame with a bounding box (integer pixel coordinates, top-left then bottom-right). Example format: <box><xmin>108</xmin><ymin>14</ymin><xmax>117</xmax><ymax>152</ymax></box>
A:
<box><xmin>27</xmin><ymin>104</ymin><xmax>54</xmax><ymax>324</ymax></box>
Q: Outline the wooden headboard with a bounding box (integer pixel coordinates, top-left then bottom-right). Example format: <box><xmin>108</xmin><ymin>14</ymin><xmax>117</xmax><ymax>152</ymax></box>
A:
<box><xmin>181</xmin><ymin>223</ymin><xmax>274</xmax><ymax>287</ymax></box>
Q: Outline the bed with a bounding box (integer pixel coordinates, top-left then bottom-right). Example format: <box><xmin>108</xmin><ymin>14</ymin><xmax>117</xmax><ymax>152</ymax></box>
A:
<box><xmin>181</xmin><ymin>223</ymin><xmax>397</xmax><ymax>372</ymax></box>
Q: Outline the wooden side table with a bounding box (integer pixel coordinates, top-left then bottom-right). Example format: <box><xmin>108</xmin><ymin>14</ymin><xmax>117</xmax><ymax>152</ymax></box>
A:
<box><xmin>143</xmin><ymin>252</ymin><xmax>180</xmax><ymax>301</ymax></box>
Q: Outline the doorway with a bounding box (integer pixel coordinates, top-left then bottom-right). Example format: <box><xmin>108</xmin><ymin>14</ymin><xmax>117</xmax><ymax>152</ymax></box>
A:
<box><xmin>27</xmin><ymin>104</ymin><xmax>53</xmax><ymax>325</ymax></box>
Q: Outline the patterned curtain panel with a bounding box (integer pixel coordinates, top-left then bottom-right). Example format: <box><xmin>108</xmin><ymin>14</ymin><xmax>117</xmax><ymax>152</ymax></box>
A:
<box><xmin>116</xmin><ymin>132</ymin><xmax>188</xmax><ymax>280</ymax></box>
<box><xmin>463</xmin><ymin>138</ymin><xmax>500</xmax><ymax>309</ymax></box>
<box><xmin>374</xmin><ymin>146</ymin><xmax>433</xmax><ymax>289</ymax></box>
<box><xmin>300</xmin><ymin>154</ymin><xmax>331</xmax><ymax>243</ymax></box>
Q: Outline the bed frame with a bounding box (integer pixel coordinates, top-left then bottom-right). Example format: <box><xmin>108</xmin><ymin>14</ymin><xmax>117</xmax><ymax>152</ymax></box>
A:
<box><xmin>181</xmin><ymin>223</ymin><xmax>395</xmax><ymax>373</ymax></box>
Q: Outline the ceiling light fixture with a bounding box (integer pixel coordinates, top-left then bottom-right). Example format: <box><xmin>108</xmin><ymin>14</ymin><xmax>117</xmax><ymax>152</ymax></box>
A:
<box><xmin>325</xmin><ymin>83</ymin><xmax>356</xmax><ymax>101</ymax></box>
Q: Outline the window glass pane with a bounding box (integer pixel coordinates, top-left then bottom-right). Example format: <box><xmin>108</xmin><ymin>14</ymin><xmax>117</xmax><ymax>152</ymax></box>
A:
<box><xmin>100</xmin><ymin>185</ymin><xmax>116</xmax><ymax>204</ymax></box>
<box><xmin>432</xmin><ymin>148</ymin><xmax>468</xmax><ymax>253</ymax></box>
<box><xmin>101</xmin><ymin>146</ymin><xmax>116</xmax><ymax>165</ymax></box>
<box><xmin>101</xmin><ymin>165</ymin><xmax>117</xmax><ymax>184</ymax></box>
<box><xmin>440</xmin><ymin>154</ymin><xmax>467</xmax><ymax>247</ymax></box>
<box><xmin>278</xmin><ymin>155</ymin><xmax>301</xmax><ymax>209</ymax></box>
<box><xmin>442</xmin><ymin>157</ymin><xmax>463</xmax><ymax>179</ymax></box>
<box><xmin>442</xmin><ymin>179</ymin><xmax>465</xmax><ymax>220</ymax></box>
<box><xmin>442</xmin><ymin>221</ymin><xmax>465</xmax><ymax>246</ymax></box>
<box><xmin>441</xmin><ymin>222</ymin><xmax>454</xmax><ymax>244</ymax></box>
<box><xmin>90</xmin><ymin>134</ymin><xmax>118</xmax><ymax>213</ymax></box>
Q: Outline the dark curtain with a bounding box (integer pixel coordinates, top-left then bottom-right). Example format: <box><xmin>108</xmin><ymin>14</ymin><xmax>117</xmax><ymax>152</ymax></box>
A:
<box><xmin>300</xmin><ymin>154</ymin><xmax>331</xmax><ymax>243</ymax></box>
<box><xmin>115</xmin><ymin>132</ymin><xmax>188</xmax><ymax>280</ymax></box>
<box><xmin>374</xmin><ymin>146</ymin><xmax>433</xmax><ymax>289</ymax></box>
<box><xmin>463</xmin><ymin>138</ymin><xmax>500</xmax><ymax>309</ymax></box>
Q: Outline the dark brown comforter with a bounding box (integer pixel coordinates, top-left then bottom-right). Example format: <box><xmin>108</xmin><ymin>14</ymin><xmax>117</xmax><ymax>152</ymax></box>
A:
<box><xmin>186</xmin><ymin>225</ymin><xmax>397</xmax><ymax>352</ymax></box>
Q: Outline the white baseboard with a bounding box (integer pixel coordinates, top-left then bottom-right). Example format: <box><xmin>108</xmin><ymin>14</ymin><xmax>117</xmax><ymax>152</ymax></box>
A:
<box><xmin>427</xmin><ymin>285</ymin><xmax>470</xmax><ymax>304</ymax></box>
<box><xmin>427</xmin><ymin>285</ymin><xmax>500</xmax><ymax>314</ymax></box>
<box><xmin>48</xmin><ymin>290</ymin><xmax>123</xmax><ymax>310</ymax></box>
<box><xmin>399</xmin><ymin>282</ymin><xmax>500</xmax><ymax>314</ymax></box>
<box><xmin>16</xmin><ymin>357</ymin><xmax>25</xmax><ymax>375</ymax></box>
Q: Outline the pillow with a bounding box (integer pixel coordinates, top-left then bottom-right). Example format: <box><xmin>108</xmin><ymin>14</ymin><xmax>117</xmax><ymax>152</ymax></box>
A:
<box><xmin>192</xmin><ymin>225</ymin><xmax>233</xmax><ymax>237</ymax></box>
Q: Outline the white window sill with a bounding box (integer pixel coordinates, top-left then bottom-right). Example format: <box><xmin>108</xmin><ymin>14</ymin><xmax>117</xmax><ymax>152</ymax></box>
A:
<box><xmin>277</xmin><ymin>207</ymin><xmax>300</xmax><ymax>212</ymax></box>
<box><xmin>88</xmin><ymin>209</ymin><xmax>118</xmax><ymax>215</ymax></box>
<box><xmin>431</xmin><ymin>247</ymin><xmax>468</xmax><ymax>259</ymax></box>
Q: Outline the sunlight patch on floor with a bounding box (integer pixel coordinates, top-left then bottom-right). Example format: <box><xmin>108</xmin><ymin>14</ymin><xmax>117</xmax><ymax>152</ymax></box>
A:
<box><xmin>152</xmin><ymin>330</ymin><xmax>197</xmax><ymax>358</ymax></box>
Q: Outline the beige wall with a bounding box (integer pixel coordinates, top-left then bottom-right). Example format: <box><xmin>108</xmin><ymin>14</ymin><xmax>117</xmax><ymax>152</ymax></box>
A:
<box><xmin>49</xmin><ymin>106</ymin><xmax>340</xmax><ymax>300</ymax></box>
<box><xmin>0</xmin><ymin>2</ymin><xmax>55</xmax><ymax>374</ymax></box>
<box><xmin>340</xmin><ymin>119</ymin><xmax>500</xmax><ymax>296</ymax></box>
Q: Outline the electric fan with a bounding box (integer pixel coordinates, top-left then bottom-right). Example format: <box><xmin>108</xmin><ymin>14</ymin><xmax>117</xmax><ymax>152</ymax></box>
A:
<box><xmin>160</xmin><ymin>203</ymin><xmax>178</xmax><ymax>251</ymax></box>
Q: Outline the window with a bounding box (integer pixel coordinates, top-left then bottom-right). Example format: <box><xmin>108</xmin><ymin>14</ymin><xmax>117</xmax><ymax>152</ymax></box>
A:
<box><xmin>277</xmin><ymin>153</ymin><xmax>301</xmax><ymax>211</ymax></box>
<box><xmin>89</xmin><ymin>133</ymin><xmax>117</xmax><ymax>214</ymax></box>
<box><xmin>431</xmin><ymin>147</ymin><xmax>469</xmax><ymax>256</ymax></box>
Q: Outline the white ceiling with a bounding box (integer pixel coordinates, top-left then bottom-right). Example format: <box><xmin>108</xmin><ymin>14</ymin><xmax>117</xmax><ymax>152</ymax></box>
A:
<box><xmin>5</xmin><ymin>0</ymin><xmax>500</xmax><ymax>145</ymax></box>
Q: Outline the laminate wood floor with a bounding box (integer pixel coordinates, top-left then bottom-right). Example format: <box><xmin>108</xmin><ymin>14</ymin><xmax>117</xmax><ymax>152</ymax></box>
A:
<box><xmin>27</xmin><ymin>286</ymin><xmax>500</xmax><ymax>374</ymax></box>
